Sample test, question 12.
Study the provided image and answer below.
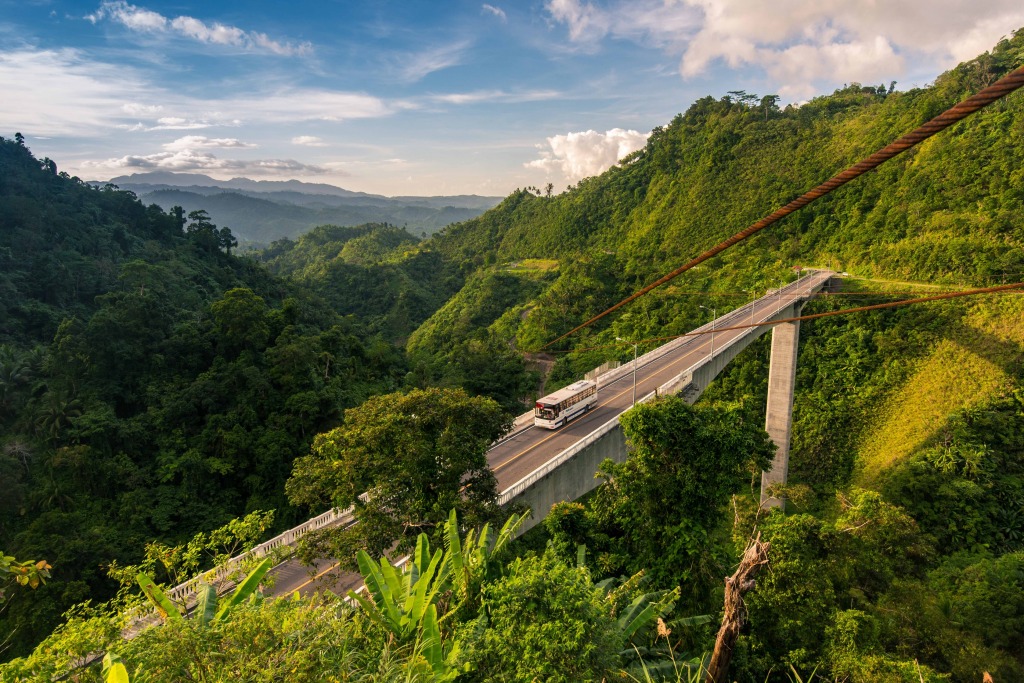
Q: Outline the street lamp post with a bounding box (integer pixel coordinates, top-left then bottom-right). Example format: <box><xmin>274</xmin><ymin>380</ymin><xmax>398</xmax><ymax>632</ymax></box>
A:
<box><xmin>700</xmin><ymin>305</ymin><xmax>716</xmax><ymax>361</ymax></box>
<box><xmin>616</xmin><ymin>337</ymin><xmax>638</xmax><ymax>405</ymax></box>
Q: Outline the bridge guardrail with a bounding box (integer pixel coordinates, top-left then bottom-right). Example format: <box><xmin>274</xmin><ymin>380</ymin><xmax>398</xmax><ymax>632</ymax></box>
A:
<box><xmin>497</xmin><ymin>271</ymin><xmax>831</xmax><ymax>507</ymax></box>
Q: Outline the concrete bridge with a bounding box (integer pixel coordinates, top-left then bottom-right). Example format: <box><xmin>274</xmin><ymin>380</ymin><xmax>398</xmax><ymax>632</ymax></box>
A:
<box><xmin>149</xmin><ymin>269</ymin><xmax>832</xmax><ymax>604</ymax></box>
<box><xmin>490</xmin><ymin>268</ymin><xmax>831</xmax><ymax>533</ymax></box>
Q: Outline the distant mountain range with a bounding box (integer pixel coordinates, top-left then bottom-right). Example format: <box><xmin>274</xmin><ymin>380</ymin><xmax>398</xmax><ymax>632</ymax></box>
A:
<box><xmin>95</xmin><ymin>172</ymin><xmax>502</xmax><ymax>243</ymax></box>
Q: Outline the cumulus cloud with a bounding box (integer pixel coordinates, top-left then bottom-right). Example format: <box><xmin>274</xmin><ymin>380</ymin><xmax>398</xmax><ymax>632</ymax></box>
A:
<box><xmin>292</xmin><ymin>135</ymin><xmax>327</xmax><ymax>146</ymax></box>
<box><xmin>88</xmin><ymin>1</ymin><xmax>312</xmax><ymax>56</ymax></box>
<box><xmin>482</xmin><ymin>4</ymin><xmax>507</xmax><ymax>21</ymax></box>
<box><xmin>546</xmin><ymin>0</ymin><xmax>1024</xmax><ymax>98</ymax></box>
<box><xmin>526</xmin><ymin>128</ymin><xmax>649</xmax><ymax>181</ymax></box>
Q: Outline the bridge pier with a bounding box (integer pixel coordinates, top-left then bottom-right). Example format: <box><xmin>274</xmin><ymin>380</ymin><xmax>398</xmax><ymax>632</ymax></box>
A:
<box><xmin>759</xmin><ymin>303</ymin><xmax>802</xmax><ymax>509</ymax></box>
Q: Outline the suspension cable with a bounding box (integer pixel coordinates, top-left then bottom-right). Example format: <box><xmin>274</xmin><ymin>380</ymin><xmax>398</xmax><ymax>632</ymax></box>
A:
<box><xmin>542</xmin><ymin>63</ymin><xmax>1024</xmax><ymax>350</ymax></box>
<box><xmin>555</xmin><ymin>282</ymin><xmax>1024</xmax><ymax>354</ymax></box>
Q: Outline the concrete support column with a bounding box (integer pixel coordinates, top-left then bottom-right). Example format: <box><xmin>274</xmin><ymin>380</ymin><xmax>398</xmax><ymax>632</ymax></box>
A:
<box><xmin>760</xmin><ymin>305</ymin><xmax>801</xmax><ymax>509</ymax></box>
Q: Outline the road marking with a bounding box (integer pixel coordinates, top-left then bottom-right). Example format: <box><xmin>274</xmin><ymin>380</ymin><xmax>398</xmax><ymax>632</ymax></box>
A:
<box><xmin>290</xmin><ymin>561</ymin><xmax>341</xmax><ymax>594</ymax></box>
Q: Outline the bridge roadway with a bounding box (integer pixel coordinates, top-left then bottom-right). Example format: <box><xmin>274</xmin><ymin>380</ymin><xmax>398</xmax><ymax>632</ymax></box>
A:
<box><xmin>268</xmin><ymin>269</ymin><xmax>832</xmax><ymax>597</ymax></box>
<box><xmin>489</xmin><ymin>269</ymin><xmax>831</xmax><ymax>491</ymax></box>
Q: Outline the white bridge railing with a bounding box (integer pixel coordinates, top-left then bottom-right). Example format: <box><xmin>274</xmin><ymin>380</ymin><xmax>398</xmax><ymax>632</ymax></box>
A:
<box><xmin>164</xmin><ymin>505</ymin><xmax>355</xmax><ymax>605</ymax></box>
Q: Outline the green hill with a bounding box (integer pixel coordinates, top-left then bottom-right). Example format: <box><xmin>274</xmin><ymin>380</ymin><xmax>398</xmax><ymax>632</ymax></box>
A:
<box><xmin>3</xmin><ymin>29</ymin><xmax>1024</xmax><ymax>683</ymax></box>
<box><xmin>0</xmin><ymin>136</ymin><xmax>405</xmax><ymax>656</ymax></box>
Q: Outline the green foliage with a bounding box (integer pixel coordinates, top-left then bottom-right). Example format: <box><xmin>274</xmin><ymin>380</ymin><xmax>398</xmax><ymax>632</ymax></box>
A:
<box><xmin>0</xmin><ymin>550</ymin><xmax>50</xmax><ymax>602</ymax></box>
<box><xmin>135</xmin><ymin>573</ymin><xmax>182</xmax><ymax>623</ymax></box>
<box><xmin>212</xmin><ymin>556</ymin><xmax>273</xmax><ymax>623</ymax></box>
<box><xmin>286</xmin><ymin>388</ymin><xmax>511</xmax><ymax>563</ymax></box>
<box><xmin>546</xmin><ymin>397</ymin><xmax>774</xmax><ymax>605</ymax></box>
<box><xmin>258</xmin><ymin>223</ymin><xmax>460</xmax><ymax>341</ymax></box>
<box><xmin>737</xmin><ymin>490</ymin><xmax>932</xmax><ymax>680</ymax></box>
<box><xmin>875</xmin><ymin>552</ymin><xmax>1024</xmax><ymax>682</ymax></box>
<box><xmin>879</xmin><ymin>392</ymin><xmax>1024</xmax><ymax>554</ymax></box>
<box><xmin>101</xmin><ymin>652</ymin><xmax>130</xmax><ymax>683</ymax></box>
<box><xmin>406</xmin><ymin>269</ymin><xmax>545</xmax><ymax>410</ymax></box>
<box><xmin>444</xmin><ymin>508</ymin><xmax>526</xmax><ymax>620</ymax></box>
<box><xmin>349</xmin><ymin>533</ymin><xmax>451</xmax><ymax>642</ymax></box>
<box><xmin>0</xmin><ymin>138</ymin><xmax>406</xmax><ymax>658</ymax></box>
<box><xmin>456</xmin><ymin>549</ymin><xmax>621</xmax><ymax>683</ymax></box>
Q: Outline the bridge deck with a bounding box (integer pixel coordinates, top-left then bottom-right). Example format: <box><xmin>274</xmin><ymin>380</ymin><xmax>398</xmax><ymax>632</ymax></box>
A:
<box><xmin>268</xmin><ymin>269</ymin><xmax>832</xmax><ymax>597</ymax></box>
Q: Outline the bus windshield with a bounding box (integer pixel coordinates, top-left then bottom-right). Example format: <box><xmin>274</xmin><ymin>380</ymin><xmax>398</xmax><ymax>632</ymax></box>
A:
<box><xmin>535</xmin><ymin>404</ymin><xmax>556</xmax><ymax>420</ymax></box>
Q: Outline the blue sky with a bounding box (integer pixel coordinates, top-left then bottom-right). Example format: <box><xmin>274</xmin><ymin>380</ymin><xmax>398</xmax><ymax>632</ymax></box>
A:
<box><xmin>2</xmin><ymin>0</ymin><xmax>1022</xmax><ymax>196</ymax></box>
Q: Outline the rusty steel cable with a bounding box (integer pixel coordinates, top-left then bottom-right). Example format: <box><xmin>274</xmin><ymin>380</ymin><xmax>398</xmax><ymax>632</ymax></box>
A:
<box><xmin>542</xmin><ymin>63</ymin><xmax>1024</xmax><ymax>350</ymax></box>
<box><xmin>555</xmin><ymin>282</ymin><xmax>1024</xmax><ymax>354</ymax></box>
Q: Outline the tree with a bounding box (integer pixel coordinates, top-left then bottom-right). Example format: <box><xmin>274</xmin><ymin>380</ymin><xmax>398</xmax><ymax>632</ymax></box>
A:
<box><xmin>759</xmin><ymin>94</ymin><xmax>780</xmax><ymax>121</ymax></box>
<box><xmin>185</xmin><ymin>209</ymin><xmax>220</xmax><ymax>252</ymax></box>
<box><xmin>286</xmin><ymin>387</ymin><xmax>511</xmax><ymax>562</ymax></box>
<box><xmin>218</xmin><ymin>226</ymin><xmax>238</xmax><ymax>255</ymax></box>
<box><xmin>549</xmin><ymin>397</ymin><xmax>774</xmax><ymax>599</ymax></box>
<box><xmin>210</xmin><ymin>287</ymin><xmax>270</xmax><ymax>354</ymax></box>
<box><xmin>459</xmin><ymin>549</ymin><xmax>621</xmax><ymax>683</ymax></box>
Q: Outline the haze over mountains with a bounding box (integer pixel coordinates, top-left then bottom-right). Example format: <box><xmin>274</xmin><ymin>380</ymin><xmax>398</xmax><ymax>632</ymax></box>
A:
<box><xmin>99</xmin><ymin>171</ymin><xmax>502</xmax><ymax>244</ymax></box>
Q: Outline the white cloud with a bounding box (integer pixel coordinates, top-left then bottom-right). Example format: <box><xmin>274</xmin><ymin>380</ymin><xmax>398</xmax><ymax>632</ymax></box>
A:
<box><xmin>526</xmin><ymin>128</ymin><xmax>649</xmax><ymax>181</ymax></box>
<box><xmin>162</xmin><ymin>135</ymin><xmax>255</xmax><ymax>151</ymax></box>
<box><xmin>87</xmin><ymin>148</ymin><xmax>326</xmax><ymax>175</ymax></box>
<box><xmin>430</xmin><ymin>89</ymin><xmax>560</xmax><ymax>105</ymax></box>
<box><xmin>399</xmin><ymin>41</ymin><xmax>471</xmax><ymax>82</ymax></box>
<box><xmin>88</xmin><ymin>1</ymin><xmax>312</xmax><ymax>56</ymax></box>
<box><xmin>87</xmin><ymin>1</ymin><xmax>166</xmax><ymax>30</ymax></box>
<box><xmin>546</xmin><ymin>0</ymin><xmax>699</xmax><ymax>45</ymax></box>
<box><xmin>229</xmin><ymin>90</ymin><xmax>393</xmax><ymax>122</ymax></box>
<box><xmin>482</xmin><ymin>4</ymin><xmax>507</xmax><ymax>21</ymax></box>
<box><xmin>0</xmin><ymin>47</ymin><xmax>395</xmax><ymax>137</ymax></box>
<box><xmin>292</xmin><ymin>135</ymin><xmax>327</xmax><ymax>146</ymax></box>
<box><xmin>0</xmin><ymin>48</ymin><xmax>154</xmax><ymax>136</ymax></box>
<box><xmin>170</xmin><ymin>15</ymin><xmax>245</xmax><ymax>47</ymax></box>
<box><xmin>546</xmin><ymin>0</ymin><xmax>1024</xmax><ymax>97</ymax></box>
<box><xmin>122</xmin><ymin>102</ymin><xmax>164</xmax><ymax>116</ymax></box>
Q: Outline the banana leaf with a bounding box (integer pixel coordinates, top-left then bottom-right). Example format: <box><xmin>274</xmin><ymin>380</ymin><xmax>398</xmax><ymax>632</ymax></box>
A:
<box><xmin>214</xmin><ymin>556</ymin><xmax>272</xmax><ymax>622</ymax></box>
<box><xmin>136</xmin><ymin>573</ymin><xmax>182</xmax><ymax>622</ymax></box>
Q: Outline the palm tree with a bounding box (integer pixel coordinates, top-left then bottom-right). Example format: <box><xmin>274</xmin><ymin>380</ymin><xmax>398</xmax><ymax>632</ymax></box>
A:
<box><xmin>33</xmin><ymin>389</ymin><xmax>82</xmax><ymax>446</ymax></box>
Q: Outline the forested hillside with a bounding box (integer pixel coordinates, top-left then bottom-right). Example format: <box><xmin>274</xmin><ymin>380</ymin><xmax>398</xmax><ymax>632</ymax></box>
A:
<box><xmin>0</xmin><ymin>137</ymin><xmax>406</xmax><ymax>655</ymax></box>
<box><xmin>396</xmin><ymin>31</ymin><xmax>1024</xmax><ymax>680</ymax></box>
<box><xmin>3</xmin><ymin>29</ymin><xmax>1024</xmax><ymax>683</ymax></box>
<box><xmin>422</xmin><ymin>33</ymin><xmax>1023</xmax><ymax>370</ymax></box>
<box><xmin>136</xmin><ymin>188</ymin><xmax>490</xmax><ymax>244</ymax></box>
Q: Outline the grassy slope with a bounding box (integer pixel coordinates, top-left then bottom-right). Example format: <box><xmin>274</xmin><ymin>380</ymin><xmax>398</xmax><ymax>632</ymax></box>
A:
<box><xmin>856</xmin><ymin>292</ymin><xmax>1024</xmax><ymax>484</ymax></box>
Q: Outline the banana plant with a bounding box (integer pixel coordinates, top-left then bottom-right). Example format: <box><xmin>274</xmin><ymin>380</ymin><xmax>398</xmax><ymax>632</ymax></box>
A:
<box><xmin>348</xmin><ymin>533</ymin><xmax>451</xmax><ymax>642</ymax></box>
<box><xmin>615</xmin><ymin>588</ymin><xmax>681</xmax><ymax>641</ymax></box>
<box><xmin>101</xmin><ymin>653</ymin><xmax>130</xmax><ymax>683</ymax></box>
<box><xmin>137</xmin><ymin>556</ymin><xmax>273</xmax><ymax>625</ymax></box>
<box><xmin>444</xmin><ymin>508</ymin><xmax>526</xmax><ymax>614</ymax></box>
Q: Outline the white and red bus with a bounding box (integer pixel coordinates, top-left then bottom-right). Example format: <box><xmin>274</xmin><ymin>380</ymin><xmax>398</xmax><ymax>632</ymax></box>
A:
<box><xmin>534</xmin><ymin>380</ymin><xmax>598</xmax><ymax>429</ymax></box>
